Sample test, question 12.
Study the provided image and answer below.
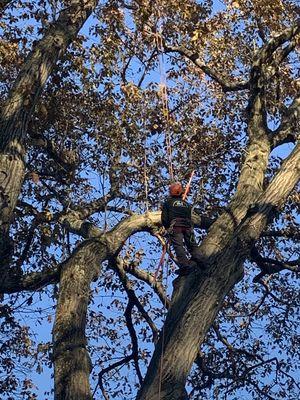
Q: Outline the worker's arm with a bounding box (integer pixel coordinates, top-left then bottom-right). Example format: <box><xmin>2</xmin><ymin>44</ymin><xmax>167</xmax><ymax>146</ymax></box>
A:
<box><xmin>161</xmin><ymin>201</ymin><xmax>170</xmax><ymax>228</ymax></box>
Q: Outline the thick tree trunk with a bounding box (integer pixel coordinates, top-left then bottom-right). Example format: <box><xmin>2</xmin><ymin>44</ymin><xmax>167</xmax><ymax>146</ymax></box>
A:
<box><xmin>53</xmin><ymin>240</ymin><xmax>105</xmax><ymax>400</ymax></box>
<box><xmin>52</xmin><ymin>213</ymin><xmax>163</xmax><ymax>399</ymax></box>
<box><xmin>136</xmin><ymin>142</ymin><xmax>300</xmax><ymax>400</ymax></box>
<box><xmin>0</xmin><ymin>0</ymin><xmax>97</xmax><ymax>265</ymax></box>
<box><xmin>137</xmin><ymin>256</ymin><xmax>243</xmax><ymax>400</ymax></box>
<box><xmin>0</xmin><ymin>147</ymin><xmax>25</xmax><ymax>268</ymax></box>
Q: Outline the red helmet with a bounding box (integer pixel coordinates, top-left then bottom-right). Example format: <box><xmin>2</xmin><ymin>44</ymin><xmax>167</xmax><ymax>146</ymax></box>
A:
<box><xmin>169</xmin><ymin>182</ymin><xmax>183</xmax><ymax>197</ymax></box>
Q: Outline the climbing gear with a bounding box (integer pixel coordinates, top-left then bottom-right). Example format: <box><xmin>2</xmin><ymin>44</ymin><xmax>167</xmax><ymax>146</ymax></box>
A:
<box><xmin>169</xmin><ymin>182</ymin><xmax>183</xmax><ymax>196</ymax></box>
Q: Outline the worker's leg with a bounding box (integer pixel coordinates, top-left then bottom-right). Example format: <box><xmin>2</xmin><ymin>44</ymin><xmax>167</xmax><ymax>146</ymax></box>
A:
<box><xmin>169</xmin><ymin>229</ymin><xmax>191</xmax><ymax>267</ymax></box>
<box><xmin>184</xmin><ymin>229</ymin><xmax>203</xmax><ymax>265</ymax></box>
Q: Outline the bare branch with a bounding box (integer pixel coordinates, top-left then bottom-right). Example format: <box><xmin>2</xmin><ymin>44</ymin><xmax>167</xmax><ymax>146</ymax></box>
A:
<box><xmin>262</xmin><ymin>228</ymin><xmax>300</xmax><ymax>240</ymax></box>
<box><xmin>213</xmin><ymin>323</ymin><xmax>262</xmax><ymax>361</ymax></box>
<box><xmin>251</xmin><ymin>246</ymin><xmax>299</xmax><ymax>282</ymax></box>
<box><xmin>111</xmin><ymin>257</ymin><xmax>159</xmax><ymax>342</ymax></box>
<box><xmin>124</xmin><ymin>299</ymin><xmax>144</xmax><ymax>384</ymax></box>
<box><xmin>95</xmin><ymin>354</ymin><xmax>134</xmax><ymax>399</ymax></box>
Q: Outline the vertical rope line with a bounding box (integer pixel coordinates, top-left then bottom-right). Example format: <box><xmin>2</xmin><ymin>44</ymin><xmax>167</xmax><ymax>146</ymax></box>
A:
<box><xmin>143</xmin><ymin>135</ymin><xmax>149</xmax><ymax>213</ymax></box>
<box><xmin>157</xmin><ymin>255</ymin><xmax>169</xmax><ymax>400</ymax></box>
<box><xmin>155</xmin><ymin>8</ymin><xmax>172</xmax><ymax>399</ymax></box>
<box><xmin>155</xmin><ymin>17</ymin><xmax>174</xmax><ymax>182</ymax></box>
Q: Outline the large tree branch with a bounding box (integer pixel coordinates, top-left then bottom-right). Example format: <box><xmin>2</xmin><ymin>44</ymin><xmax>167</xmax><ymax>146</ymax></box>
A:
<box><xmin>165</xmin><ymin>44</ymin><xmax>249</xmax><ymax>92</ymax></box>
<box><xmin>271</xmin><ymin>96</ymin><xmax>300</xmax><ymax>149</ymax></box>
<box><xmin>0</xmin><ymin>0</ymin><xmax>98</xmax><ymax>268</ymax></box>
<box><xmin>196</xmin><ymin>24</ymin><xmax>298</xmax><ymax>264</ymax></box>
<box><xmin>251</xmin><ymin>246</ymin><xmax>299</xmax><ymax>282</ymax></box>
<box><xmin>137</xmin><ymin>140</ymin><xmax>300</xmax><ymax>400</ymax></box>
<box><xmin>255</xmin><ymin>22</ymin><xmax>300</xmax><ymax>66</ymax></box>
<box><xmin>0</xmin><ymin>264</ymin><xmax>60</xmax><ymax>294</ymax></box>
<box><xmin>111</xmin><ymin>256</ymin><xmax>159</xmax><ymax>342</ymax></box>
<box><xmin>205</xmin><ymin>24</ymin><xmax>300</xmax><ymax>260</ymax></box>
<box><xmin>238</xmin><ymin>141</ymin><xmax>300</xmax><ymax>246</ymax></box>
<box><xmin>0</xmin><ymin>0</ymin><xmax>98</xmax><ymax>151</ymax></box>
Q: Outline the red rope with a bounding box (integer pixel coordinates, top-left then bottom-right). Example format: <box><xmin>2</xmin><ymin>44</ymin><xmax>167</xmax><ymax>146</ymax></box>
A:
<box><xmin>154</xmin><ymin>242</ymin><xmax>167</xmax><ymax>281</ymax></box>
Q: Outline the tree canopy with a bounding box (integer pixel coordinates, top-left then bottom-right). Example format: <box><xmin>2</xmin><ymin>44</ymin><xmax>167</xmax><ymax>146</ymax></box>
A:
<box><xmin>0</xmin><ymin>1</ymin><xmax>299</xmax><ymax>399</ymax></box>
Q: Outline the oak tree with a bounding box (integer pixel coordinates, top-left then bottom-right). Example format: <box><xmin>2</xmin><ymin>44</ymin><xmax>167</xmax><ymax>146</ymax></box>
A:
<box><xmin>0</xmin><ymin>1</ymin><xmax>299</xmax><ymax>399</ymax></box>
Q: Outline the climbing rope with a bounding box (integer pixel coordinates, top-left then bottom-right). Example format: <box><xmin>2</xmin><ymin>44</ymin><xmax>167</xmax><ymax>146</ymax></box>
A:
<box><xmin>153</xmin><ymin>12</ymin><xmax>173</xmax><ymax>398</ymax></box>
<box><xmin>143</xmin><ymin>134</ymin><xmax>149</xmax><ymax>213</ymax></box>
<box><xmin>157</xmin><ymin>257</ymin><xmax>169</xmax><ymax>400</ymax></box>
<box><xmin>154</xmin><ymin>18</ymin><xmax>174</xmax><ymax>182</ymax></box>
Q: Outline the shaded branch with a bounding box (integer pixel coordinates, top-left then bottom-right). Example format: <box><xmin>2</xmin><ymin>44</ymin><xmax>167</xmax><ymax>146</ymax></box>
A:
<box><xmin>110</xmin><ymin>257</ymin><xmax>159</xmax><ymax>343</ymax></box>
<box><xmin>124</xmin><ymin>299</ymin><xmax>144</xmax><ymax>385</ymax></box>
<box><xmin>251</xmin><ymin>246</ymin><xmax>299</xmax><ymax>282</ymax></box>
<box><xmin>95</xmin><ymin>354</ymin><xmax>134</xmax><ymax>399</ymax></box>
<box><xmin>165</xmin><ymin>44</ymin><xmax>249</xmax><ymax>92</ymax></box>
<box><xmin>271</xmin><ymin>96</ymin><xmax>300</xmax><ymax>149</ymax></box>
<box><xmin>262</xmin><ymin>228</ymin><xmax>300</xmax><ymax>240</ymax></box>
<box><xmin>0</xmin><ymin>264</ymin><xmax>60</xmax><ymax>294</ymax></box>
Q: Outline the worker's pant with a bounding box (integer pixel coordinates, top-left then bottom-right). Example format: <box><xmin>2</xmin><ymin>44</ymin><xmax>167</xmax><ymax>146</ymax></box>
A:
<box><xmin>169</xmin><ymin>226</ymin><xmax>200</xmax><ymax>268</ymax></box>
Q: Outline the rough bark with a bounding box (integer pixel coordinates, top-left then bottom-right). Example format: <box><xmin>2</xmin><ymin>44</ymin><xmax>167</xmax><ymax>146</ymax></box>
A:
<box><xmin>136</xmin><ymin>142</ymin><xmax>300</xmax><ymax>400</ymax></box>
<box><xmin>136</xmin><ymin>26</ymin><xmax>300</xmax><ymax>399</ymax></box>
<box><xmin>0</xmin><ymin>210</ymin><xmax>212</xmax><ymax>295</ymax></box>
<box><xmin>0</xmin><ymin>0</ymin><xmax>97</xmax><ymax>267</ymax></box>
<box><xmin>52</xmin><ymin>212</ymin><xmax>163</xmax><ymax>399</ymax></box>
<box><xmin>53</xmin><ymin>238</ymin><xmax>108</xmax><ymax>400</ymax></box>
<box><xmin>51</xmin><ymin>208</ymin><xmax>214</xmax><ymax>399</ymax></box>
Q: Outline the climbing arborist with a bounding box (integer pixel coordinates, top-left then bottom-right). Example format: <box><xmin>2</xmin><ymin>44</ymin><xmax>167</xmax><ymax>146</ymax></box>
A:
<box><xmin>161</xmin><ymin>182</ymin><xmax>202</xmax><ymax>275</ymax></box>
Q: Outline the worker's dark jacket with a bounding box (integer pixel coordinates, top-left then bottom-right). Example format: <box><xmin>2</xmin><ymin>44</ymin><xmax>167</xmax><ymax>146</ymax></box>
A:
<box><xmin>161</xmin><ymin>196</ymin><xmax>200</xmax><ymax>268</ymax></box>
<box><xmin>161</xmin><ymin>196</ymin><xmax>192</xmax><ymax>229</ymax></box>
